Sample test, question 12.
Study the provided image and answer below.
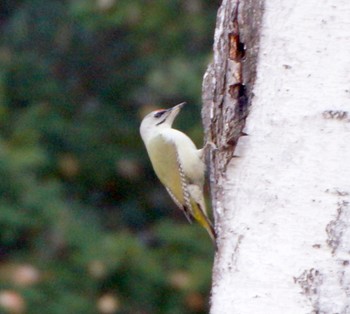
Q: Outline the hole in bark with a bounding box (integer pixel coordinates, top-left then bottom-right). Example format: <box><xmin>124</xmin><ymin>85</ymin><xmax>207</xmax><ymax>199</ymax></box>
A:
<box><xmin>229</xmin><ymin>83</ymin><xmax>248</xmax><ymax>117</ymax></box>
<box><xmin>228</xmin><ymin>32</ymin><xmax>245</xmax><ymax>61</ymax></box>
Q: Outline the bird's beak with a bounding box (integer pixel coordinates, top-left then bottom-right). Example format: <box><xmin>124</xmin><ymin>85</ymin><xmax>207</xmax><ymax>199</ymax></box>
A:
<box><xmin>169</xmin><ymin>102</ymin><xmax>186</xmax><ymax>113</ymax></box>
<box><xmin>165</xmin><ymin>102</ymin><xmax>186</xmax><ymax>125</ymax></box>
<box><xmin>174</xmin><ymin>102</ymin><xmax>186</xmax><ymax>110</ymax></box>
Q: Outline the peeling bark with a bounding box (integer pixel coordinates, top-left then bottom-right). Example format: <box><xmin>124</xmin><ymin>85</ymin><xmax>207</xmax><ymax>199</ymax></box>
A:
<box><xmin>202</xmin><ymin>0</ymin><xmax>263</xmax><ymax>236</ymax></box>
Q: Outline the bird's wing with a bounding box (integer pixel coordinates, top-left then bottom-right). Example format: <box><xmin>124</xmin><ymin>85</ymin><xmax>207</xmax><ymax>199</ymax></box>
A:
<box><xmin>165</xmin><ymin>186</ymin><xmax>192</xmax><ymax>223</ymax></box>
<box><xmin>147</xmin><ymin>134</ymin><xmax>193</xmax><ymax>222</ymax></box>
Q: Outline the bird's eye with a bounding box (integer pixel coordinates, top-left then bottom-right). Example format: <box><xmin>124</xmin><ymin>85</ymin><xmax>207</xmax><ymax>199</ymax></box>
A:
<box><xmin>154</xmin><ymin>111</ymin><xmax>165</xmax><ymax>118</ymax></box>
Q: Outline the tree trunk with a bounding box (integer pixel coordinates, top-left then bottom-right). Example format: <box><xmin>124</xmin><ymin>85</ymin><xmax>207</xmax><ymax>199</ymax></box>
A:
<box><xmin>202</xmin><ymin>0</ymin><xmax>350</xmax><ymax>313</ymax></box>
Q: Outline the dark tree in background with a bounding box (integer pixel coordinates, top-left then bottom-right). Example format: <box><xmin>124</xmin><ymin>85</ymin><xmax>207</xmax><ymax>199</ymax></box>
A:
<box><xmin>0</xmin><ymin>1</ymin><xmax>218</xmax><ymax>313</ymax></box>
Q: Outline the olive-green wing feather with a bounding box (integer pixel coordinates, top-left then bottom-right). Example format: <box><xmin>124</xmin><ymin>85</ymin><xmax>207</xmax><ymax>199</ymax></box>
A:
<box><xmin>146</xmin><ymin>134</ymin><xmax>216</xmax><ymax>242</ymax></box>
<box><xmin>146</xmin><ymin>135</ymin><xmax>192</xmax><ymax>222</ymax></box>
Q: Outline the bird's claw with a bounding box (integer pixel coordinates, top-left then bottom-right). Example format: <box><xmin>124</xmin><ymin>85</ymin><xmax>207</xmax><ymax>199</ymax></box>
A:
<box><xmin>205</xmin><ymin>141</ymin><xmax>218</xmax><ymax>152</ymax></box>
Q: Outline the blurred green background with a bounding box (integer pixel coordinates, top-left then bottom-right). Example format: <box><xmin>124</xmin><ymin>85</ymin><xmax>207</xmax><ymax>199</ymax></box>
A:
<box><xmin>0</xmin><ymin>0</ymin><xmax>217</xmax><ymax>313</ymax></box>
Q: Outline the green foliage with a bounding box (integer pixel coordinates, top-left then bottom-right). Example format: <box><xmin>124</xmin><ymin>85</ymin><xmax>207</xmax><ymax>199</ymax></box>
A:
<box><xmin>0</xmin><ymin>0</ymin><xmax>217</xmax><ymax>312</ymax></box>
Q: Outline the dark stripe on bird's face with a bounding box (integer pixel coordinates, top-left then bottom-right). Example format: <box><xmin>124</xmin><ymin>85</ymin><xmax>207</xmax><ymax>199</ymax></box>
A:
<box><xmin>154</xmin><ymin>110</ymin><xmax>166</xmax><ymax>118</ymax></box>
<box><xmin>156</xmin><ymin>118</ymin><xmax>167</xmax><ymax>126</ymax></box>
<box><xmin>154</xmin><ymin>109</ymin><xmax>169</xmax><ymax>126</ymax></box>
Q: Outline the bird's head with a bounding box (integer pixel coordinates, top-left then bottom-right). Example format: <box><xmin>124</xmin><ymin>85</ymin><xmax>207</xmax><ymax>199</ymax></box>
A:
<box><xmin>140</xmin><ymin>102</ymin><xmax>186</xmax><ymax>141</ymax></box>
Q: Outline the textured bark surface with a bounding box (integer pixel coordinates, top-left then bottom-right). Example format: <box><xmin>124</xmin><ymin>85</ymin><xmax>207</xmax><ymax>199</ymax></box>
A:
<box><xmin>202</xmin><ymin>0</ymin><xmax>264</xmax><ymax>233</ymax></box>
<box><xmin>201</xmin><ymin>0</ymin><xmax>264</xmax><ymax>274</ymax></box>
<box><xmin>203</xmin><ymin>0</ymin><xmax>350</xmax><ymax>313</ymax></box>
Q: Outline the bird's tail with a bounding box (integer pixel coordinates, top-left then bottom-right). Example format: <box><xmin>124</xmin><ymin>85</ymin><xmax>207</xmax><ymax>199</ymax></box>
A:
<box><xmin>191</xmin><ymin>201</ymin><xmax>216</xmax><ymax>244</ymax></box>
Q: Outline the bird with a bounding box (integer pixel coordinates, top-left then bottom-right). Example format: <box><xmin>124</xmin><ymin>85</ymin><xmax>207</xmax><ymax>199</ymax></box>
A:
<box><xmin>140</xmin><ymin>102</ymin><xmax>216</xmax><ymax>242</ymax></box>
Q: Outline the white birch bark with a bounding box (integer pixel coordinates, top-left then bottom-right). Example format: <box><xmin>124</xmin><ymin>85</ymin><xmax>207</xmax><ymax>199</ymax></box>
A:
<box><xmin>204</xmin><ymin>0</ymin><xmax>350</xmax><ymax>313</ymax></box>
